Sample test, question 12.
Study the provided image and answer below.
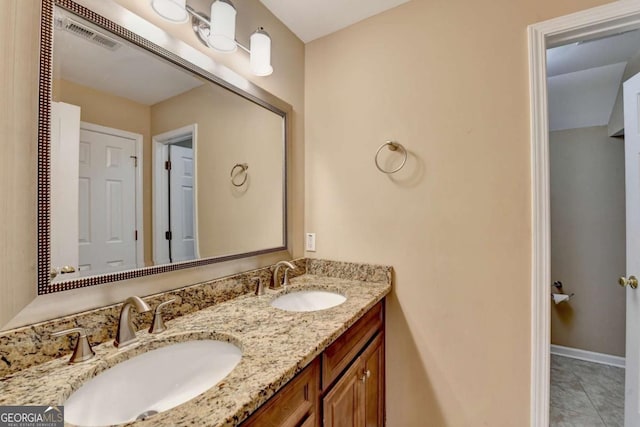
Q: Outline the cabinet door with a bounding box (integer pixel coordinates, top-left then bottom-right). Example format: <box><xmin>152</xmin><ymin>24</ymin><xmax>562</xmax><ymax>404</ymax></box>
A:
<box><xmin>362</xmin><ymin>333</ymin><xmax>384</xmax><ymax>427</ymax></box>
<box><xmin>242</xmin><ymin>359</ymin><xmax>319</xmax><ymax>427</ymax></box>
<box><xmin>322</xmin><ymin>332</ymin><xmax>385</xmax><ymax>427</ymax></box>
<box><xmin>323</xmin><ymin>357</ymin><xmax>363</xmax><ymax>427</ymax></box>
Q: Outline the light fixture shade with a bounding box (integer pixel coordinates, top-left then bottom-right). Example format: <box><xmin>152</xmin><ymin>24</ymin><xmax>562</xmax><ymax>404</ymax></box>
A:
<box><xmin>250</xmin><ymin>28</ymin><xmax>273</xmax><ymax>76</ymax></box>
<box><xmin>150</xmin><ymin>0</ymin><xmax>189</xmax><ymax>23</ymax></box>
<box><xmin>209</xmin><ymin>0</ymin><xmax>237</xmax><ymax>53</ymax></box>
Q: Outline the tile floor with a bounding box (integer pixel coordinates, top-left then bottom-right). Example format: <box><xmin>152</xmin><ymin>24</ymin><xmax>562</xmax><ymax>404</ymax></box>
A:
<box><xmin>550</xmin><ymin>354</ymin><xmax>624</xmax><ymax>427</ymax></box>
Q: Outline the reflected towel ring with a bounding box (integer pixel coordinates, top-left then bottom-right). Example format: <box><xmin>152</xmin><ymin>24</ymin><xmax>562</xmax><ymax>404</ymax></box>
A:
<box><xmin>375</xmin><ymin>141</ymin><xmax>407</xmax><ymax>174</ymax></box>
<box><xmin>231</xmin><ymin>163</ymin><xmax>249</xmax><ymax>187</ymax></box>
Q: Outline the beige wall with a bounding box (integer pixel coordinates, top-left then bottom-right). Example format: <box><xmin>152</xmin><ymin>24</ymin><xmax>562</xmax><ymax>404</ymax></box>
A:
<box><xmin>53</xmin><ymin>79</ymin><xmax>154</xmax><ymax>264</ymax></box>
<box><xmin>550</xmin><ymin>126</ymin><xmax>626</xmax><ymax>356</ymax></box>
<box><xmin>0</xmin><ymin>0</ymin><xmax>39</xmax><ymax>329</ymax></box>
<box><xmin>1</xmin><ymin>0</ymin><xmax>304</xmax><ymax>329</ymax></box>
<box><xmin>305</xmin><ymin>0</ymin><xmax>612</xmax><ymax>425</ymax></box>
<box><xmin>151</xmin><ymin>84</ymin><xmax>284</xmax><ymax>256</ymax></box>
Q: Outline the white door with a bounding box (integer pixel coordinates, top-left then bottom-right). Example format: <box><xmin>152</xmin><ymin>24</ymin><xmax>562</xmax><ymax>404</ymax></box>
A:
<box><xmin>623</xmin><ymin>72</ymin><xmax>640</xmax><ymax>426</ymax></box>
<box><xmin>78</xmin><ymin>125</ymin><xmax>137</xmax><ymax>275</ymax></box>
<box><xmin>169</xmin><ymin>145</ymin><xmax>196</xmax><ymax>262</ymax></box>
<box><xmin>50</xmin><ymin>102</ymin><xmax>81</xmax><ymax>281</ymax></box>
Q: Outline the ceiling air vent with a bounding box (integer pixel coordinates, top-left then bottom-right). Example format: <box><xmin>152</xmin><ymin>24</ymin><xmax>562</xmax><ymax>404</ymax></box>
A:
<box><xmin>61</xmin><ymin>17</ymin><xmax>121</xmax><ymax>51</ymax></box>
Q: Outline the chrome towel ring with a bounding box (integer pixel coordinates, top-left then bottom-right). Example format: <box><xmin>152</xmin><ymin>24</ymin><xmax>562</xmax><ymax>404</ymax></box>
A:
<box><xmin>375</xmin><ymin>141</ymin><xmax>407</xmax><ymax>174</ymax></box>
<box><xmin>230</xmin><ymin>163</ymin><xmax>249</xmax><ymax>187</ymax></box>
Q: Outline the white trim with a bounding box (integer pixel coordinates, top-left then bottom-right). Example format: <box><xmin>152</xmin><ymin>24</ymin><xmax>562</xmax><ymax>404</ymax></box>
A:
<box><xmin>529</xmin><ymin>2</ymin><xmax>640</xmax><ymax>426</ymax></box>
<box><xmin>550</xmin><ymin>345</ymin><xmax>625</xmax><ymax>368</ymax></box>
<box><xmin>151</xmin><ymin>124</ymin><xmax>199</xmax><ymax>265</ymax></box>
<box><xmin>79</xmin><ymin>121</ymin><xmax>144</xmax><ymax>268</ymax></box>
<box><xmin>152</xmin><ymin>139</ymin><xmax>170</xmax><ymax>265</ymax></box>
<box><xmin>528</xmin><ymin>22</ymin><xmax>551</xmax><ymax>427</ymax></box>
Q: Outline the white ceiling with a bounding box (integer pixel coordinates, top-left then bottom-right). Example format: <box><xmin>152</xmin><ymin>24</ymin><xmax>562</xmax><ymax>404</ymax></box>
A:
<box><xmin>259</xmin><ymin>0</ymin><xmax>412</xmax><ymax>43</ymax></box>
<box><xmin>547</xmin><ymin>30</ymin><xmax>640</xmax><ymax>77</ymax></box>
<box><xmin>547</xmin><ymin>62</ymin><xmax>626</xmax><ymax>132</ymax></box>
<box><xmin>546</xmin><ymin>30</ymin><xmax>640</xmax><ymax>132</ymax></box>
<box><xmin>53</xmin><ymin>9</ymin><xmax>204</xmax><ymax>106</ymax></box>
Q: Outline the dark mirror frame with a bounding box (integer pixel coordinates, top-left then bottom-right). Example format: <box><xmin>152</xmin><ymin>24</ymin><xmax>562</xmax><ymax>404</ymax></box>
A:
<box><xmin>38</xmin><ymin>0</ymin><xmax>289</xmax><ymax>294</ymax></box>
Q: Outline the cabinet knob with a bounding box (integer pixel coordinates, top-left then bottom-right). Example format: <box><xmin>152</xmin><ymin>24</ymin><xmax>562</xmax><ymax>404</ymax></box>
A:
<box><xmin>360</xmin><ymin>369</ymin><xmax>371</xmax><ymax>382</ymax></box>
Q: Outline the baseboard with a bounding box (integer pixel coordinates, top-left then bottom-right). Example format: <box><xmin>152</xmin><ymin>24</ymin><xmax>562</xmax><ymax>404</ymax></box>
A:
<box><xmin>550</xmin><ymin>344</ymin><xmax>625</xmax><ymax>368</ymax></box>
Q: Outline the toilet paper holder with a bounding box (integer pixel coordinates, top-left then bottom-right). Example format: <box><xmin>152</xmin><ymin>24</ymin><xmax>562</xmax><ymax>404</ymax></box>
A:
<box><xmin>551</xmin><ymin>292</ymin><xmax>575</xmax><ymax>301</ymax></box>
<box><xmin>551</xmin><ymin>281</ymin><xmax>574</xmax><ymax>303</ymax></box>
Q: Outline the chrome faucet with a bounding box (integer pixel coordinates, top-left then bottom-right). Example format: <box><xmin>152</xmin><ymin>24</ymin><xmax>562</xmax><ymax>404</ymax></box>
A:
<box><xmin>114</xmin><ymin>296</ymin><xmax>151</xmax><ymax>348</ymax></box>
<box><xmin>271</xmin><ymin>260</ymin><xmax>296</xmax><ymax>290</ymax></box>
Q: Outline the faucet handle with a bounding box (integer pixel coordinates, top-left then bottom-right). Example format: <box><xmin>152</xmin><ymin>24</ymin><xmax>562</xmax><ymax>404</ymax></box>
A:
<box><xmin>252</xmin><ymin>277</ymin><xmax>265</xmax><ymax>296</ymax></box>
<box><xmin>51</xmin><ymin>327</ymin><xmax>95</xmax><ymax>364</ymax></box>
<box><xmin>149</xmin><ymin>299</ymin><xmax>176</xmax><ymax>334</ymax></box>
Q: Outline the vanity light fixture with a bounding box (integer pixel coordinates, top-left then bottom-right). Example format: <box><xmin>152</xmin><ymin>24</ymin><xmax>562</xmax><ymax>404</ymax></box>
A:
<box><xmin>150</xmin><ymin>0</ymin><xmax>273</xmax><ymax>76</ymax></box>
<box><xmin>150</xmin><ymin>0</ymin><xmax>189</xmax><ymax>23</ymax></box>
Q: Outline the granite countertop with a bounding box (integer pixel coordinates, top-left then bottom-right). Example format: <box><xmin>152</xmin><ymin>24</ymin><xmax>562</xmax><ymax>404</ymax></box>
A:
<box><xmin>0</xmin><ymin>274</ymin><xmax>390</xmax><ymax>426</ymax></box>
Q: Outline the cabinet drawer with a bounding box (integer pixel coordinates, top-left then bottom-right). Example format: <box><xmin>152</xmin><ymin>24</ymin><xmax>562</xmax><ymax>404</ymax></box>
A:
<box><xmin>322</xmin><ymin>302</ymin><xmax>383</xmax><ymax>391</ymax></box>
<box><xmin>241</xmin><ymin>358</ymin><xmax>319</xmax><ymax>427</ymax></box>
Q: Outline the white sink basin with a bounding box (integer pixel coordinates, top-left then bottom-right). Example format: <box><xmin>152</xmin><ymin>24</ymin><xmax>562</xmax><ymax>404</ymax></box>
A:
<box><xmin>271</xmin><ymin>290</ymin><xmax>346</xmax><ymax>312</ymax></box>
<box><xmin>64</xmin><ymin>340</ymin><xmax>242</xmax><ymax>426</ymax></box>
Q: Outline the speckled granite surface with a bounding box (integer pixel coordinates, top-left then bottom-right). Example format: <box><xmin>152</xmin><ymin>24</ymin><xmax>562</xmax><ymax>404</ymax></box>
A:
<box><xmin>306</xmin><ymin>258</ymin><xmax>392</xmax><ymax>283</ymax></box>
<box><xmin>0</xmin><ymin>272</ymin><xmax>391</xmax><ymax>427</ymax></box>
<box><xmin>0</xmin><ymin>259</ymin><xmax>307</xmax><ymax>377</ymax></box>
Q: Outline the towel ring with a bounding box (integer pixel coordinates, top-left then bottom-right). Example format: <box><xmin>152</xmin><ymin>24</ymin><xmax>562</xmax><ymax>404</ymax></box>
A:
<box><xmin>230</xmin><ymin>163</ymin><xmax>249</xmax><ymax>187</ymax></box>
<box><xmin>375</xmin><ymin>141</ymin><xmax>407</xmax><ymax>174</ymax></box>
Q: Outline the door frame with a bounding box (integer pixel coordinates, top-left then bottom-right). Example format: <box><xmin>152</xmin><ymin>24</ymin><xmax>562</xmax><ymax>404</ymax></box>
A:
<box><xmin>79</xmin><ymin>121</ymin><xmax>144</xmax><ymax>269</ymax></box>
<box><xmin>529</xmin><ymin>2</ymin><xmax>640</xmax><ymax>426</ymax></box>
<box><xmin>151</xmin><ymin>124</ymin><xmax>199</xmax><ymax>265</ymax></box>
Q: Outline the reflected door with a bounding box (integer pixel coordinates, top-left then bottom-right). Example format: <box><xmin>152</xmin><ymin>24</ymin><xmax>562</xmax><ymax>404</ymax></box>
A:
<box><xmin>78</xmin><ymin>125</ymin><xmax>137</xmax><ymax>275</ymax></box>
<box><xmin>168</xmin><ymin>144</ymin><xmax>196</xmax><ymax>262</ymax></box>
<box><xmin>51</xmin><ymin>102</ymin><xmax>81</xmax><ymax>281</ymax></box>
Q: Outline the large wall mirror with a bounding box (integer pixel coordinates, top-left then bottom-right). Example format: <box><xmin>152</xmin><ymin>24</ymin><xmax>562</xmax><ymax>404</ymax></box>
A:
<box><xmin>40</xmin><ymin>0</ymin><xmax>289</xmax><ymax>294</ymax></box>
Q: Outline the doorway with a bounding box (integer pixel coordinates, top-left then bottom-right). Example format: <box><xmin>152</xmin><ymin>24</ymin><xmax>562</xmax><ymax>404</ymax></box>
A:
<box><xmin>152</xmin><ymin>124</ymin><xmax>199</xmax><ymax>265</ymax></box>
<box><xmin>546</xmin><ymin>33</ymin><xmax>633</xmax><ymax>425</ymax></box>
<box><xmin>529</xmin><ymin>3</ymin><xmax>640</xmax><ymax>426</ymax></box>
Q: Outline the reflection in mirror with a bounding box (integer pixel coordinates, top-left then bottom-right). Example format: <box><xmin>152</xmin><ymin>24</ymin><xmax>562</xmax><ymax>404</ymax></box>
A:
<box><xmin>48</xmin><ymin>4</ymin><xmax>286</xmax><ymax>287</ymax></box>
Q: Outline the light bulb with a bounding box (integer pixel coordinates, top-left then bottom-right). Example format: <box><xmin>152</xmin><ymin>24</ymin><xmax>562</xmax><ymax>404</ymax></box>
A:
<box><xmin>150</xmin><ymin>0</ymin><xmax>189</xmax><ymax>24</ymax></box>
<box><xmin>209</xmin><ymin>0</ymin><xmax>237</xmax><ymax>53</ymax></box>
<box><xmin>250</xmin><ymin>28</ymin><xmax>273</xmax><ymax>76</ymax></box>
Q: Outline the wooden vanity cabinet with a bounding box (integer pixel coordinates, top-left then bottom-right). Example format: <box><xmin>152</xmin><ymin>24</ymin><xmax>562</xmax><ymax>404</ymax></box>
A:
<box><xmin>321</xmin><ymin>302</ymin><xmax>383</xmax><ymax>390</ymax></box>
<box><xmin>241</xmin><ymin>301</ymin><xmax>385</xmax><ymax>427</ymax></box>
<box><xmin>322</xmin><ymin>333</ymin><xmax>384</xmax><ymax>427</ymax></box>
<box><xmin>240</xmin><ymin>359</ymin><xmax>320</xmax><ymax>427</ymax></box>
<box><xmin>320</xmin><ymin>300</ymin><xmax>385</xmax><ymax>427</ymax></box>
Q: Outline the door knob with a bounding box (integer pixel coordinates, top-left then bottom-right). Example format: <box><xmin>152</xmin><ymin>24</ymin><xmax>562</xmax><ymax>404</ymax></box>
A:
<box><xmin>619</xmin><ymin>276</ymin><xmax>638</xmax><ymax>289</ymax></box>
<box><xmin>60</xmin><ymin>265</ymin><xmax>76</xmax><ymax>274</ymax></box>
